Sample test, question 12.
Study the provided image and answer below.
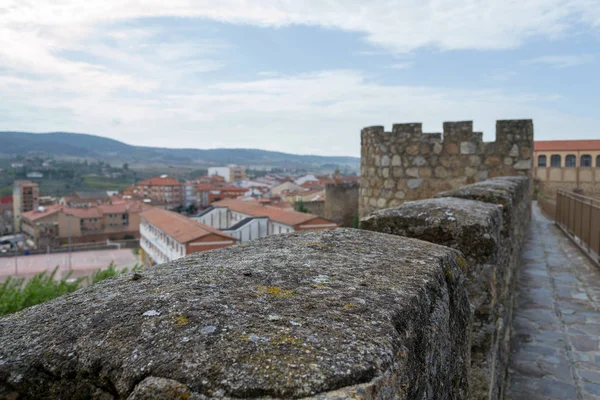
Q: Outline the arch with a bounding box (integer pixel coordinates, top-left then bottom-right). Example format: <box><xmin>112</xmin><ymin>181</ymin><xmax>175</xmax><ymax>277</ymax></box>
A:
<box><xmin>565</xmin><ymin>154</ymin><xmax>576</xmax><ymax>167</ymax></box>
<box><xmin>537</xmin><ymin>155</ymin><xmax>547</xmax><ymax>167</ymax></box>
<box><xmin>550</xmin><ymin>155</ymin><xmax>561</xmax><ymax>167</ymax></box>
<box><xmin>581</xmin><ymin>154</ymin><xmax>592</xmax><ymax>167</ymax></box>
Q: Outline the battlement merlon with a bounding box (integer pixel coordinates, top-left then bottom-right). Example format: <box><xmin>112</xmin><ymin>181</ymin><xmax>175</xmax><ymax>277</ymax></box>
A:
<box><xmin>495</xmin><ymin>120</ymin><xmax>534</xmax><ymax>144</ymax></box>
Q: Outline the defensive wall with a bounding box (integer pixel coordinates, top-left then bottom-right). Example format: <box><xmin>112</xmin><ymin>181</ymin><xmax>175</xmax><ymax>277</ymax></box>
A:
<box><xmin>359</xmin><ymin>120</ymin><xmax>533</xmax><ymax>217</ymax></box>
<box><xmin>0</xmin><ymin>176</ymin><xmax>530</xmax><ymax>399</ymax></box>
<box><xmin>360</xmin><ymin>176</ymin><xmax>531</xmax><ymax>399</ymax></box>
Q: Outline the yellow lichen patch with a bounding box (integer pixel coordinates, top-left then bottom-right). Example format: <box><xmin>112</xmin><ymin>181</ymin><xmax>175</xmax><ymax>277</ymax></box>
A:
<box><xmin>456</xmin><ymin>255</ymin><xmax>468</xmax><ymax>271</ymax></box>
<box><xmin>173</xmin><ymin>315</ymin><xmax>189</xmax><ymax>327</ymax></box>
<box><xmin>311</xmin><ymin>284</ymin><xmax>328</xmax><ymax>289</ymax></box>
<box><xmin>257</xmin><ymin>286</ymin><xmax>294</xmax><ymax>298</ymax></box>
<box><xmin>344</xmin><ymin>303</ymin><xmax>354</xmax><ymax>310</ymax></box>
<box><xmin>271</xmin><ymin>335</ymin><xmax>301</xmax><ymax>346</ymax></box>
<box><xmin>179</xmin><ymin>391</ymin><xmax>191</xmax><ymax>400</ymax></box>
<box><xmin>307</xmin><ymin>242</ymin><xmax>329</xmax><ymax>248</ymax></box>
<box><xmin>444</xmin><ymin>267</ymin><xmax>455</xmax><ymax>282</ymax></box>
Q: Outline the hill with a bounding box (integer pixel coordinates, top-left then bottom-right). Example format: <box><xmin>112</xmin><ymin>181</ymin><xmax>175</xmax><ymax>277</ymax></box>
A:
<box><xmin>0</xmin><ymin>131</ymin><xmax>359</xmax><ymax>171</ymax></box>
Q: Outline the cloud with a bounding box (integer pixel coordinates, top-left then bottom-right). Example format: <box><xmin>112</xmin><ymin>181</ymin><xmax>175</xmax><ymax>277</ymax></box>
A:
<box><xmin>523</xmin><ymin>54</ymin><xmax>594</xmax><ymax>68</ymax></box>
<box><xmin>3</xmin><ymin>69</ymin><xmax>593</xmax><ymax>156</ymax></box>
<box><xmin>2</xmin><ymin>0</ymin><xmax>599</xmax><ymax>54</ymax></box>
<box><xmin>1</xmin><ymin>1</ymin><xmax>599</xmax><ymax>156</ymax></box>
<box><xmin>387</xmin><ymin>63</ymin><xmax>413</xmax><ymax>70</ymax></box>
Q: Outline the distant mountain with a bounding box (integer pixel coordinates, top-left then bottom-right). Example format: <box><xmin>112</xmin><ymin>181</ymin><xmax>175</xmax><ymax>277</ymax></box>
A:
<box><xmin>0</xmin><ymin>131</ymin><xmax>359</xmax><ymax>171</ymax></box>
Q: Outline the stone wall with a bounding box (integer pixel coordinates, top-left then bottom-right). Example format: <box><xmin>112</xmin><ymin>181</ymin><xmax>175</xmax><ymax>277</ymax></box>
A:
<box><xmin>324</xmin><ymin>182</ymin><xmax>359</xmax><ymax>227</ymax></box>
<box><xmin>360</xmin><ymin>176</ymin><xmax>531</xmax><ymax>400</ymax></box>
<box><xmin>359</xmin><ymin>120</ymin><xmax>533</xmax><ymax>217</ymax></box>
<box><xmin>536</xmin><ymin>179</ymin><xmax>600</xmax><ymax>199</ymax></box>
<box><xmin>302</xmin><ymin>199</ymin><xmax>325</xmax><ymax>217</ymax></box>
<box><xmin>0</xmin><ymin>229</ymin><xmax>472</xmax><ymax>399</ymax></box>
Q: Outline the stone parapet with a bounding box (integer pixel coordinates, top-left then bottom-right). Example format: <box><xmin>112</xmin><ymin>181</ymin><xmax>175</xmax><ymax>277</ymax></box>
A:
<box><xmin>360</xmin><ymin>176</ymin><xmax>531</xmax><ymax>400</ymax></box>
<box><xmin>0</xmin><ymin>229</ymin><xmax>471</xmax><ymax>399</ymax></box>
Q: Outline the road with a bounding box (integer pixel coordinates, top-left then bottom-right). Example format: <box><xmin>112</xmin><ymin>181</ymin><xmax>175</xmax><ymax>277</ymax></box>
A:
<box><xmin>0</xmin><ymin>249</ymin><xmax>140</xmax><ymax>281</ymax></box>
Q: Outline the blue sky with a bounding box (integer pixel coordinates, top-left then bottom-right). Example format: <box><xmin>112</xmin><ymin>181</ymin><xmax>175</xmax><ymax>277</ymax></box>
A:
<box><xmin>1</xmin><ymin>1</ymin><xmax>599</xmax><ymax>156</ymax></box>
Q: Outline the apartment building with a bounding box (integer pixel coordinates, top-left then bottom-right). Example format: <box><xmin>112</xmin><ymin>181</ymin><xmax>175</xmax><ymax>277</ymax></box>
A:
<box><xmin>534</xmin><ymin>140</ymin><xmax>600</xmax><ymax>197</ymax></box>
<box><xmin>13</xmin><ymin>180</ymin><xmax>39</xmax><ymax>232</ymax></box>
<box><xmin>135</xmin><ymin>176</ymin><xmax>182</xmax><ymax>208</ymax></box>
<box><xmin>195</xmin><ymin>199</ymin><xmax>337</xmax><ymax>242</ymax></box>
<box><xmin>0</xmin><ymin>196</ymin><xmax>13</xmax><ymax>235</ymax></box>
<box><xmin>59</xmin><ymin>191</ymin><xmax>109</xmax><ymax>208</ymax></box>
<box><xmin>208</xmin><ymin>165</ymin><xmax>247</xmax><ymax>183</ymax></box>
<box><xmin>139</xmin><ymin>208</ymin><xmax>236</xmax><ymax>266</ymax></box>
<box><xmin>20</xmin><ymin>201</ymin><xmax>148</xmax><ymax>247</ymax></box>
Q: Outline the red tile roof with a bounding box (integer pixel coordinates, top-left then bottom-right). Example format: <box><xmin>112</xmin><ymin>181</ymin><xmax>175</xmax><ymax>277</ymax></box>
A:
<box><xmin>213</xmin><ymin>199</ymin><xmax>331</xmax><ymax>227</ymax></box>
<box><xmin>137</xmin><ymin>176</ymin><xmax>181</xmax><ymax>186</ymax></box>
<box><xmin>535</xmin><ymin>140</ymin><xmax>600</xmax><ymax>152</ymax></box>
<box><xmin>63</xmin><ymin>207</ymin><xmax>101</xmax><ymax>219</ymax></box>
<box><xmin>21</xmin><ymin>205</ymin><xmax>62</xmax><ymax>222</ymax></box>
<box><xmin>0</xmin><ymin>196</ymin><xmax>12</xmax><ymax>205</ymax></box>
<box><xmin>196</xmin><ymin>183</ymin><xmax>220</xmax><ymax>191</ymax></box>
<box><xmin>141</xmin><ymin>208</ymin><xmax>235</xmax><ymax>244</ymax></box>
<box><xmin>99</xmin><ymin>201</ymin><xmax>149</xmax><ymax>214</ymax></box>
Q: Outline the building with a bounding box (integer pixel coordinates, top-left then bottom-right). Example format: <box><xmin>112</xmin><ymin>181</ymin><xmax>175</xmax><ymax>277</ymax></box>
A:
<box><xmin>139</xmin><ymin>208</ymin><xmax>236</xmax><ymax>266</ymax></box>
<box><xmin>20</xmin><ymin>201</ymin><xmax>149</xmax><ymax>247</ymax></box>
<box><xmin>26</xmin><ymin>172</ymin><xmax>44</xmax><ymax>179</ymax></box>
<box><xmin>135</xmin><ymin>176</ymin><xmax>183</xmax><ymax>208</ymax></box>
<box><xmin>208</xmin><ymin>165</ymin><xmax>247</xmax><ymax>183</ymax></box>
<box><xmin>196</xmin><ymin>183</ymin><xmax>217</xmax><ymax>208</ymax></box>
<box><xmin>0</xmin><ymin>196</ymin><xmax>14</xmax><ymax>235</ymax></box>
<box><xmin>195</xmin><ymin>199</ymin><xmax>337</xmax><ymax>242</ymax></box>
<box><xmin>183</xmin><ymin>182</ymin><xmax>197</xmax><ymax>208</ymax></box>
<box><xmin>534</xmin><ymin>140</ymin><xmax>600</xmax><ymax>197</ymax></box>
<box><xmin>19</xmin><ymin>205</ymin><xmax>61</xmax><ymax>249</ymax></box>
<box><xmin>59</xmin><ymin>191</ymin><xmax>109</xmax><ymax>208</ymax></box>
<box><xmin>13</xmin><ymin>180</ymin><xmax>39</xmax><ymax>232</ymax></box>
<box><xmin>269</xmin><ymin>181</ymin><xmax>303</xmax><ymax>196</ymax></box>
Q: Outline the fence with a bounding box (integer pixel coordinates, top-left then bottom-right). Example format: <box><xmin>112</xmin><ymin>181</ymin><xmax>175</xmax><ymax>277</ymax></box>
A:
<box><xmin>556</xmin><ymin>189</ymin><xmax>600</xmax><ymax>266</ymax></box>
<box><xmin>0</xmin><ymin>239</ymin><xmax>140</xmax><ymax>258</ymax></box>
<box><xmin>538</xmin><ymin>196</ymin><xmax>556</xmax><ymax>219</ymax></box>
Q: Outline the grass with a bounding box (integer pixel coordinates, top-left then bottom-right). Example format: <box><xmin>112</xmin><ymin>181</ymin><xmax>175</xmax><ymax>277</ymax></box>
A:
<box><xmin>0</xmin><ymin>262</ymin><xmax>143</xmax><ymax>316</ymax></box>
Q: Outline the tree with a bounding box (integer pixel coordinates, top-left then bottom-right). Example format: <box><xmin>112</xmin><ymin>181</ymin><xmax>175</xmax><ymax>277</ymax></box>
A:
<box><xmin>123</xmin><ymin>163</ymin><xmax>129</xmax><ymax>171</ymax></box>
<box><xmin>353</xmin><ymin>210</ymin><xmax>360</xmax><ymax>229</ymax></box>
<box><xmin>295</xmin><ymin>199</ymin><xmax>309</xmax><ymax>213</ymax></box>
<box><xmin>187</xmin><ymin>204</ymin><xmax>198</xmax><ymax>215</ymax></box>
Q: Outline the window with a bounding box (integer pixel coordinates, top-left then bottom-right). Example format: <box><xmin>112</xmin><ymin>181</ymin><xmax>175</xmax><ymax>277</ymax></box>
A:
<box><xmin>581</xmin><ymin>155</ymin><xmax>592</xmax><ymax>167</ymax></box>
<box><xmin>597</xmin><ymin>155</ymin><xmax>600</xmax><ymax>168</ymax></box>
<box><xmin>566</xmin><ymin>154</ymin><xmax>576</xmax><ymax>167</ymax></box>
<box><xmin>538</xmin><ymin>155</ymin><xmax>547</xmax><ymax>167</ymax></box>
<box><xmin>550</xmin><ymin>155</ymin><xmax>561</xmax><ymax>167</ymax></box>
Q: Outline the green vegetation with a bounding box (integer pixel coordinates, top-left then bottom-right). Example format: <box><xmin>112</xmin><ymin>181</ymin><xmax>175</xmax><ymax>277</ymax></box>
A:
<box><xmin>295</xmin><ymin>199</ymin><xmax>310</xmax><ymax>213</ymax></box>
<box><xmin>90</xmin><ymin>262</ymin><xmax>142</xmax><ymax>284</ymax></box>
<box><xmin>353</xmin><ymin>210</ymin><xmax>360</xmax><ymax>228</ymax></box>
<box><xmin>0</xmin><ymin>262</ymin><xmax>143</xmax><ymax>316</ymax></box>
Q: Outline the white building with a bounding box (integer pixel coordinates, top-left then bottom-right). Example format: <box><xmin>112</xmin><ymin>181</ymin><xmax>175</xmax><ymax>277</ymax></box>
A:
<box><xmin>139</xmin><ymin>208</ymin><xmax>236</xmax><ymax>266</ymax></box>
<box><xmin>194</xmin><ymin>199</ymin><xmax>337</xmax><ymax>242</ymax></box>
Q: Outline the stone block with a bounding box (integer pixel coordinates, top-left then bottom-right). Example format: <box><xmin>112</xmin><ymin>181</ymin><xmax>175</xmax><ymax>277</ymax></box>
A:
<box><xmin>0</xmin><ymin>229</ymin><xmax>471</xmax><ymax>400</ymax></box>
<box><xmin>461</xmin><ymin>142</ymin><xmax>477</xmax><ymax>154</ymax></box>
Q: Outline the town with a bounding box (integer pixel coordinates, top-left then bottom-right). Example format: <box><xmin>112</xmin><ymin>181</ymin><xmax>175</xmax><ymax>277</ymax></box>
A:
<box><xmin>0</xmin><ymin>165</ymin><xmax>361</xmax><ymax>277</ymax></box>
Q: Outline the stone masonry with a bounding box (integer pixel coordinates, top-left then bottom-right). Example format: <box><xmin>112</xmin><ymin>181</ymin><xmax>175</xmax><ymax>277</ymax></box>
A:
<box><xmin>359</xmin><ymin>120</ymin><xmax>533</xmax><ymax>217</ymax></box>
<box><xmin>324</xmin><ymin>182</ymin><xmax>359</xmax><ymax>227</ymax></box>
<box><xmin>0</xmin><ymin>178</ymin><xmax>532</xmax><ymax>399</ymax></box>
<box><xmin>361</xmin><ymin>176</ymin><xmax>531</xmax><ymax>400</ymax></box>
<box><xmin>0</xmin><ymin>229</ymin><xmax>471</xmax><ymax>399</ymax></box>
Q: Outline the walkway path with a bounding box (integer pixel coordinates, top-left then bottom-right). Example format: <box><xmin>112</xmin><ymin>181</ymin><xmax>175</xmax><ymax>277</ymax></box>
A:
<box><xmin>508</xmin><ymin>203</ymin><xmax>600</xmax><ymax>399</ymax></box>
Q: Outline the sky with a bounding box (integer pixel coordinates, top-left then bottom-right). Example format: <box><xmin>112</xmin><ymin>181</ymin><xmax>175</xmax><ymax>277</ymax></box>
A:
<box><xmin>0</xmin><ymin>1</ymin><xmax>599</xmax><ymax>157</ymax></box>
